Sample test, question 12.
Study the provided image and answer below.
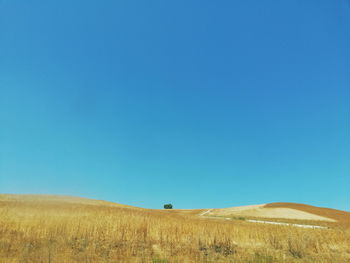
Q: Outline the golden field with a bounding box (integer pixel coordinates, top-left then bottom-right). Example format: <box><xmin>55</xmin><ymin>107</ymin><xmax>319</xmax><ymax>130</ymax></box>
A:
<box><xmin>0</xmin><ymin>195</ymin><xmax>349</xmax><ymax>263</ymax></box>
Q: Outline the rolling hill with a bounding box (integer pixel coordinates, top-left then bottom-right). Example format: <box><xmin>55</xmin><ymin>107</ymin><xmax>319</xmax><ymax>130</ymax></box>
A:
<box><xmin>1</xmin><ymin>194</ymin><xmax>350</xmax><ymax>262</ymax></box>
<box><xmin>0</xmin><ymin>194</ymin><xmax>133</xmax><ymax>208</ymax></box>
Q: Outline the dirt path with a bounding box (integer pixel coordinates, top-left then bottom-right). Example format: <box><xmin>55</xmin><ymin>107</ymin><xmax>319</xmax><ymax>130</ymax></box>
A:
<box><xmin>199</xmin><ymin>209</ymin><xmax>212</xmax><ymax>216</ymax></box>
<box><xmin>246</xmin><ymin>219</ymin><xmax>328</xmax><ymax>229</ymax></box>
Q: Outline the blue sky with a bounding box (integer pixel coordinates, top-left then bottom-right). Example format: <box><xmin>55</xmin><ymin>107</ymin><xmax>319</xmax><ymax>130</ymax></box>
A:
<box><xmin>1</xmin><ymin>1</ymin><xmax>349</xmax><ymax>210</ymax></box>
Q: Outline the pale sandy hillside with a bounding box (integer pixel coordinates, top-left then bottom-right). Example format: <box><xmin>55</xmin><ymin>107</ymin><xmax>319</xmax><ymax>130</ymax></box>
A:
<box><xmin>205</xmin><ymin>203</ymin><xmax>350</xmax><ymax>222</ymax></box>
<box><xmin>265</xmin><ymin>202</ymin><xmax>350</xmax><ymax>223</ymax></box>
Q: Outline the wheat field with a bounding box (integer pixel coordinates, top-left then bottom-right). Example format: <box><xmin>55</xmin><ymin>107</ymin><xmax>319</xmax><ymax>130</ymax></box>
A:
<box><xmin>0</xmin><ymin>195</ymin><xmax>349</xmax><ymax>263</ymax></box>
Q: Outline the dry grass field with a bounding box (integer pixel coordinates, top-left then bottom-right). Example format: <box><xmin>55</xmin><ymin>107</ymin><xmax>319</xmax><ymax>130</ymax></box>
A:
<box><xmin>0</xmin><ymin>194</ymin><xmax>350</xmax><ymax>263</ymax></box>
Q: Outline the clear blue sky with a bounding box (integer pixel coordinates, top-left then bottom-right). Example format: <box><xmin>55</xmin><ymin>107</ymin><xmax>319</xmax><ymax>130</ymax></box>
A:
<box><xmin>1</xmin><ymin>1</ymin><xmax>349</xmax><ymax>211</ymax></box>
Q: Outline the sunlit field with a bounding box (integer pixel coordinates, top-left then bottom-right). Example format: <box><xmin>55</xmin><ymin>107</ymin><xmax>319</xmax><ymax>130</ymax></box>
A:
<box><xmin>1</xmin><ymin>195</ymin><xmax>349</xmax><ymax>263</ymax></box>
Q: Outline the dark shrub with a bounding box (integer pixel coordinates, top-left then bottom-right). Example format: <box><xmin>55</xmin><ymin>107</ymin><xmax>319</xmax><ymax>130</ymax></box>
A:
<box><xmin>163</xmin><ymin>204</ymin><xmax>173</xmax><ymax>209</ymax></box>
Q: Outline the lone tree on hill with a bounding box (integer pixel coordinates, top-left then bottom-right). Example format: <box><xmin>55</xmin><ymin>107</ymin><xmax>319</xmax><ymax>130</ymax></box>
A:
<box><xmin>163</xmin><ymin>204</ymin><xmax>173</xmax><ymax>209</ymax></box>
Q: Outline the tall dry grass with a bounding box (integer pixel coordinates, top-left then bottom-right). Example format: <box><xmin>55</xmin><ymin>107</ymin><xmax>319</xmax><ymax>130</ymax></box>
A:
<box><xmin>0</xmin><ymin>197</ymin><xmax>349</xmax><ymax>263</ymax></box>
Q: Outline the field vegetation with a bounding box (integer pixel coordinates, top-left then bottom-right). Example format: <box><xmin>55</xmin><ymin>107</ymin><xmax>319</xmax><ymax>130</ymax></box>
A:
<box><xmin>0</xmin><ymin>195</ymin><xmax>349</xmax><ymax>262</ymax></box>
